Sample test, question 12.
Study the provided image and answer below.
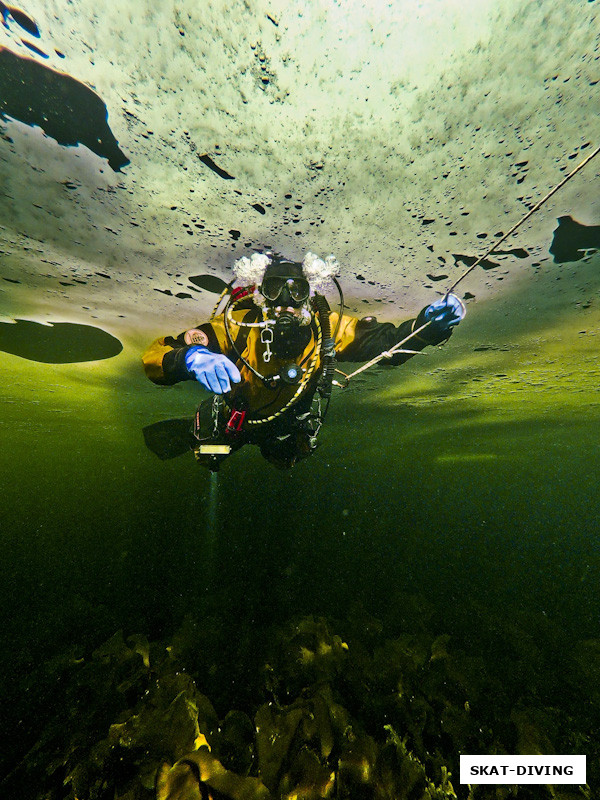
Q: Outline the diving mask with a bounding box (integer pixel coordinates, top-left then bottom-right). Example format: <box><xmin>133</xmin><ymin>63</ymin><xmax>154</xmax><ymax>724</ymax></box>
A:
<box><xmin>260</xmin><ymin>275</ymin><xmax>310</xmax><ymax>304</ymax></box>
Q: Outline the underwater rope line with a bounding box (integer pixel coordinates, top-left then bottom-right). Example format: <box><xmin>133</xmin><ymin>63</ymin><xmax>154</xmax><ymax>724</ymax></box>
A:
<box><xmin>333</xmin><ymin>331</ymin><xmax>428</xmax><ymax>386</ymax></box>
<box><xmin>335</xmin><ymin>143</ymin><xmax>600</xmax><ymax>387</ymax></box>
<box><xmin>445</xmin><ymin>143</ymin><xmax>600</xmax><ymax>295</ymax></box>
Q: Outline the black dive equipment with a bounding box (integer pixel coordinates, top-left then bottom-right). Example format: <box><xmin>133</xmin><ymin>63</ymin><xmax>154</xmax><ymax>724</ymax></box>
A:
<box><xmin>270</xmin><ymin>310</ymin><xmax>311</xmax><ymax>359</ymax></box>
<box><xmin>311</xmin><ymin>293</ymin><xmax>336</xmax><ymax>407</ymax></box>
<box><xmin>192</xmin><ymin>396</ymin><xmax>232</xmax><ymax>472</ymax></box>
<box><xmin>266</xmin><ymin>362</ymin><xmax>304</xmax><ymax>386</ymax></box>
<box><xmin>280</xmin><ymin>363</ymin><xmax>302</xmax><ymax>384</ymax></box>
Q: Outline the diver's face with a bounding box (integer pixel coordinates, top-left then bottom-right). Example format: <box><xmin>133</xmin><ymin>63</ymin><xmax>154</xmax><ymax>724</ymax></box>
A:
<box><xmin>260</xmin><ymin>263</ymin><xmax>310</xmax><ymax>316</ymax></box>
<box><xmin>260</xmin><ymin>262</ymin><xmax>312</xmax><ymax>356</ymax></box>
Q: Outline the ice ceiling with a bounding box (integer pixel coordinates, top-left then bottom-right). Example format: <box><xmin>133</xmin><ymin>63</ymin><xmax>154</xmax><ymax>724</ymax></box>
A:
<box><xmin>0</xmin><ymin>0</ymin><xmax>599</xmax><ymax>372</ymax></box>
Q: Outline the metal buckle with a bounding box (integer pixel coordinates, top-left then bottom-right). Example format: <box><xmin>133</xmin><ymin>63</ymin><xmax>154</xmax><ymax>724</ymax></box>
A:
<box><xmin>261</xmin><ymin>325</ymin><xmax>273</xmax><ymax>362</ymax></box>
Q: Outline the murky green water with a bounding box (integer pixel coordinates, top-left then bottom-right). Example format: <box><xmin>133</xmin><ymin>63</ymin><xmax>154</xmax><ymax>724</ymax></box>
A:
<box><xmin>2</xmin><ymin>292</ymin><xmax>599</xmax><ymax>796</ymax></box>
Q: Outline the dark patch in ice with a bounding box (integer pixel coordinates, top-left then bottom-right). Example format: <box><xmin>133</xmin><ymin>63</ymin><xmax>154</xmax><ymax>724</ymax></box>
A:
<box><xmin>549</xmin><ymin>216</ymin><xmax>600</xmax><ymax>263</ymax></box>
<box><xmin>426</xmin><ymin>273</ymin><xmax>448</xmax><ymax>282</ymax></box>
<box><xmin>198</xmin><ymin>154</ymin><xmax>235</xmax><ymax>180</ymax></box>
<box><xmin>0</xmin><ymin>319</ymin><xmax>122</xmax><ymax>362</ymax></box>
<box><xmin>189</xmin><ymin>274</ymin><xmax>229</xmax><ymax>294</ymax></box>
<box><xmin>20</xmin><ymin>39</ymin><xmax>47</xmax><ymax>58</ymax></box>
<box><xmin>0</xmin><ymin>47</ymin><xmax>129</xmax><ymax>171</ymax></box>
<box><xmin>154</xmin><ymin>288</ymin><xmax>173</xmax><ymax>296</ymax></box>
<box><xmin>251</xmin><ymin>203</ymin><xmax>266</xmax><ymax>214</ymax></box>
<box><xmin>490</xmin><ymin>248</ymin><xmax>529</xmax><ymax>259</ymax></box>
<box><xmin>1</xmin><ymin>3</ymin><xmax>39</xmax><ymax>36</ymax></box>
<box><xmin>452</xmin><ymin>253</ymin><xmax>499</xmax><ymax>271</ymax></box>
<box><xmin>229</xmin><ymin>229</ymin><xmax>241</xmax><ymax>241</ymax></box>
<box><xmin>463</xmin><ymin>292</ymin><xmax>475</xmax><ymax>300</ymax></box>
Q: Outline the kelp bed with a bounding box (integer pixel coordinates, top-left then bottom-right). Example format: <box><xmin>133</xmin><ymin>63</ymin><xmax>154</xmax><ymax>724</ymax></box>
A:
<box><xmin>2</xmin><ymin>596</ymin><xmax>598</xmax><ymax>800</ymax></box>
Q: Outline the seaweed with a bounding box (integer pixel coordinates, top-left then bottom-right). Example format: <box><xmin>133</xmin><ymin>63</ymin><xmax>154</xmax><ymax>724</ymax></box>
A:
<box><xmin>2</xmin><ymin>606</ymin><xmax>596</xmax><ymax>799</ymax></box>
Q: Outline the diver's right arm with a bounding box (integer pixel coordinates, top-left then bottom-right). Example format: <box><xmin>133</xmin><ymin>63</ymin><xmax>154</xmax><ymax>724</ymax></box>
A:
<box><xmin>142</xmin><ymin>328</ymin><xmax>240</xmax><ymax>393</ymax></box>
<box><xmin>142</xmin><ymin>334</ymin><xmax>194</xmax><ymax>385</ymax></box>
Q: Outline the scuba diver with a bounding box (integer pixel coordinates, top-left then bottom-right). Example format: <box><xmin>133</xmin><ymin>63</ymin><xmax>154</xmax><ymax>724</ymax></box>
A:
<box><xmin>142</xmin><ymin>252</ymin><xmax>465</xmax><ymax>470</ymax></box>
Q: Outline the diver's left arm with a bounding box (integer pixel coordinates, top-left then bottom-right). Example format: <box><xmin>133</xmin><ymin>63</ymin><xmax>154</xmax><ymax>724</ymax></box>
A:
<box><xmin>334</xmin><ymin>294</ymin><xmax>465</xmax><ymax>364</ymax></box>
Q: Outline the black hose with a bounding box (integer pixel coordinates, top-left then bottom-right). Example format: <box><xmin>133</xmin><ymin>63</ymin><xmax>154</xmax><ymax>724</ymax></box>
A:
<box><xmin>312</xmin><ymin>294</ymin><xmax>336</xmax><ymax>403</ymax></box>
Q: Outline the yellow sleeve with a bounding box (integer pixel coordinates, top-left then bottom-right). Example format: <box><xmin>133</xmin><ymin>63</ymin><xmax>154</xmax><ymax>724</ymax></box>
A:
<box><xmin>329</xmin><ymin>312</ymin><xmax>360</xmax><ymax>352</ymax></box>
<box><xmin>142</xmin><ymin>336</ymin><xmax>176</xmax><ymax>384</ymax></box>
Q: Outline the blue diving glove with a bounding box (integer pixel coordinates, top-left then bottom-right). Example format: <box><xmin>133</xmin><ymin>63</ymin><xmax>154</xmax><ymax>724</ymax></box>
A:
<box><xmin>424</xmin><ymin>293</ymin><xmax>466</xmax><ymax>335</ymax></box>
<box><xmin>184</xmin><ymin>346</ymin><xmax>241</xmax><ymax>394</ymax></box>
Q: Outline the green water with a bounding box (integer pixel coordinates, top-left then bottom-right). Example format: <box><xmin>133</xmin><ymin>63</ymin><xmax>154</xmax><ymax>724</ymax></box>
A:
<box><xmin>1</xmin><ymin>286</ymin><xmax>600</xmax><ymax>795</ymax></box>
